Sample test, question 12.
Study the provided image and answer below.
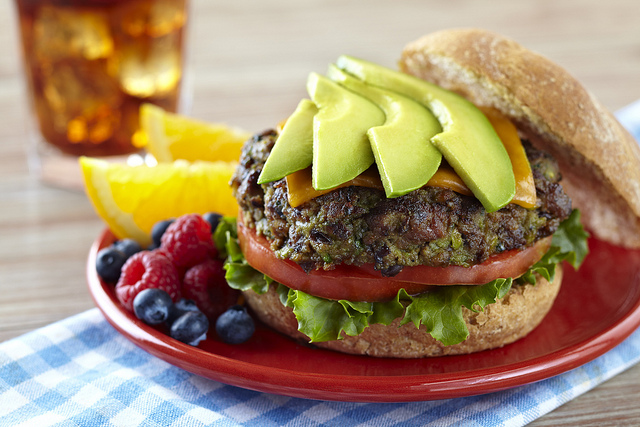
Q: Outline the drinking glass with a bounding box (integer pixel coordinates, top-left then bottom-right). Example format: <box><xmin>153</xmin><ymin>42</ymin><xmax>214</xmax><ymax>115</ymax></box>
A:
<box><xmin>14</xmin><ymin>0</ymin><xmax>189</xmax><ymax>187</ymax></box>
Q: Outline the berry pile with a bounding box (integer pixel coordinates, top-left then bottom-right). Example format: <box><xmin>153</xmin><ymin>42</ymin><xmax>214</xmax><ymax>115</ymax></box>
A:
<box><xmin>96</xmin><ymin>213</ymin><xmax>255</xmax><ymax>346</ymax></box>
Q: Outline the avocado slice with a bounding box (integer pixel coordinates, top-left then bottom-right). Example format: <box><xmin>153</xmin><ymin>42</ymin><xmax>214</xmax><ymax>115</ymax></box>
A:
<box><xmin>258</xmin><ymin>99</ymin><xmax>317</xmax><ymax>184</ymax></box>
<box><xmin>336</xmin><ymin>55</ymin><xmax>516</xmax><ymax>212</ymax></box>
<box><xmin>327</xmin><ymin>65</ymin><xmax>443</xmax><ymax>197</ymax></box>
<box><xmin>307</xmin><ymin>72</ymin><xmax>385</xmax><ymax>191</ymax></box>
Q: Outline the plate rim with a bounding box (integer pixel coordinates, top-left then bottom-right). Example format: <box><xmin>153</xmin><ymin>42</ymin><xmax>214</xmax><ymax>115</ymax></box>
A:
<box><xmin>87</xmin><ymin>228</ymin><xmax>640</xmax><ymax>402</ymax></box>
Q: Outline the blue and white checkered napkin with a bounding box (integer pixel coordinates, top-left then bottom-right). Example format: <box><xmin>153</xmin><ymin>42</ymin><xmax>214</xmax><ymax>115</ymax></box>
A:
<box><xmin>1</xmin><ymin>309</ymin><xmax>640</xmax><ymax>427</ymax></box>
<box><xmin>2</xmin><ymin>102</ymin><xmax>640</xmax><ymax>427</ymax></box>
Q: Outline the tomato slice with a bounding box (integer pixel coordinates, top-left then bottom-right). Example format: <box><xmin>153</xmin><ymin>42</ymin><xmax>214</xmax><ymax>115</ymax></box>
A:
<box><xmin>237</xmin><ymin>220</ymin><xmax>552</xmax><ymax>302</ymax></box>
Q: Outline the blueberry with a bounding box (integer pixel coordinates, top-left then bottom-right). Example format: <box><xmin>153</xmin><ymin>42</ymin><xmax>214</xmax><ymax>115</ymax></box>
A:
<box><xmin>112</xmin><ymin>239</ymin><xmax>142</xmax><ymax>258</ymax></box>
<box><xmin>167</xmin><ymin>298</ymin><xmax>200</xmax><ymax>326</ymax></box>
<box><xmin>96</xmin><ymin>247</ymin><xmax>128</xmax><ymax>283</ymax></box>
<box><xmin>170</xmin><ymin>311</ymin><xmax>210</xmax><ymax>345</ymax></box>
<box><xmin>133</xmin><ymin>288</ymin><xmax>173</xmax><ymax>325</ymax></box>
<box><xmin>151</xmin><ymin>219</ymin><xmax>174</xmax><ymax>247</ymax></box>
<box><xmin>203</xmin><ymin>212</ymin><xmax>223</xmax><ymax>233</ymax></box>
<box><xmin>215</xmin><ymin>305</ymin><xmax>255</xmax><ymax>344</ymax></box>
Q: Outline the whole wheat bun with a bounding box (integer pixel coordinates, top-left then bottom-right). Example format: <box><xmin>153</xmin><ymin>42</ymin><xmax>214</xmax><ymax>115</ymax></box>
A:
<box><xmin>399</xmin><ymin>28</ymin><xmax>640</xmax><ymax>248</ymax></box>
<box><xmin>244</xmin><ymin>267</ymin><xmax>562</xmax><ymax>358</ymax></box>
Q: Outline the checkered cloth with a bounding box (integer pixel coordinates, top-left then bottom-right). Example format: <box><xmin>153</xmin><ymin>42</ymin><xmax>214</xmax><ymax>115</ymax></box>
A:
<box><xmin>2</xmin><ymin>309</ymin><xmax>640</xmax><ymax>426</ymax></box>
<box><xmin>617</xmin><ymin>99</ymin><xmax>640</xmax><ymax>143</ymax></box>
<box><xmin>2</xmin><ymin>103</ymin><xmax>640</xmax><ymax>426</ymax></box>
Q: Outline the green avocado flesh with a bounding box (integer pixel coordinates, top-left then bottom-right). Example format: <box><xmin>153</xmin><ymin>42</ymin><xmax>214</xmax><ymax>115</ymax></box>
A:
<box><xmin>335</xmin><ymin>55</ymin><xmax>515</xmax><ymax>212</ymax></box>
<box><xmin>327</xmin><ymin>65</ymin><xmax>443</xmax><ymax>198</ymax></box>
<box><xmin>307</xmin><ymin>72</ymin><xmax>385</xmax><ymax>191</ymax></box>
<box><xmin>259</xmin><ymin>56</ymin><xmax>516</xmax><ymax>212</ymax></box>
<box><xmin>258</xmin><ymin>99</ymin><xmax>317</xmax><ymax>184</ymax></box>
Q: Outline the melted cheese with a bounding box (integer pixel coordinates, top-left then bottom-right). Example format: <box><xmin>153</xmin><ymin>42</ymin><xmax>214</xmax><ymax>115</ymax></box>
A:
<box><xmin>286</xmin><ymin>166</ymin><xmax>383</xmax><ymax>207</ymax></box>
<box><xmin>481</xmin><ymin>108</ymin><xmax>536</xmax><ymax>209</ymax></box>
<box><xmin>285</xmin><ymin>109</ymin><xmax>537</xmax><ymax>209</ymax></box>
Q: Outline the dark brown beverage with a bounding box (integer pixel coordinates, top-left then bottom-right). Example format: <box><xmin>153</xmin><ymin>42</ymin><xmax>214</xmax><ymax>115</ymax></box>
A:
<box><xmin>15</xmin><ymin>0</ymin><xmax>187</xmax><ymax>157</ymax></box>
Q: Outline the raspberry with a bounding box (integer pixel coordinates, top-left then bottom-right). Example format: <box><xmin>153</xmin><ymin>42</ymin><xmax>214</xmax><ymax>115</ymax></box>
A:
<box><xmin>115</xmin><ymin>250</ymin><xmax>181</xmax><ymax>312</ymax></box>
<box><xmin>151</xmin><ymin>247</ymin><xmax>188</xmax><ymax>279</ymax></box>
<box><xmin>160</xmin><ymin>214</ymin><xmax>216</xmax><ymax>268</ymax></box>
<box><xmin>183</xmin><ymin>259</ymin><xmax>239</xmax><ymax>320</ymax></box>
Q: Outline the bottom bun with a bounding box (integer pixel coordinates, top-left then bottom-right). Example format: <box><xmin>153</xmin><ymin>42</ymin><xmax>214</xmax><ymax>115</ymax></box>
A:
<box><xmin>243</xmin><ymin>267</ymin><xmax>563</xmax><ymax>358</ymax></box>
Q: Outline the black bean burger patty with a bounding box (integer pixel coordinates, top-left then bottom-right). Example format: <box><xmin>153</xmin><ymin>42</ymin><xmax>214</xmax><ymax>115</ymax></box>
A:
<box><xmin>231</xmin><ymin>129</ymin><xmax>572</xmax><ymax>275</ymax></box>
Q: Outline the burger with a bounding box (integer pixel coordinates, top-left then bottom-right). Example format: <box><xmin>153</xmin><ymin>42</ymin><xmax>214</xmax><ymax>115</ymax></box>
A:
<box><xmin>218</xmin><ymin>29</ymin><xmax>640</xmax><ymax>358</ymax></box>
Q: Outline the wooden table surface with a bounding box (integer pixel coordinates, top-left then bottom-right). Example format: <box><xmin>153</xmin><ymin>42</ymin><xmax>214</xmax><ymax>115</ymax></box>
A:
<box><xmin>2</xmin><ymin>0</ymin><xmax>639</xmax><ymax>424</ymax></box>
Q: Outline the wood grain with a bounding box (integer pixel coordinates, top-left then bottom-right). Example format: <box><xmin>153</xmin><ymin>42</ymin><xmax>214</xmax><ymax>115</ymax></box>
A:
<box><xmin>1</xmin><ymin>0</ymin><xmax>639</xmax><ymax>424</ymax></box>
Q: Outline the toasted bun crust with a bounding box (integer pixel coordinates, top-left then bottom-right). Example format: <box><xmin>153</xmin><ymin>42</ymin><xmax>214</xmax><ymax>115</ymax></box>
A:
<box><xmin>243</xmin><ymin>267</ymin><xmax>562</xmax><ymax>358</ymax></box>
<box><xmin>399</xmin><ymin>28</ymin><xmax>640</xmax><ymax>248</ymax></box>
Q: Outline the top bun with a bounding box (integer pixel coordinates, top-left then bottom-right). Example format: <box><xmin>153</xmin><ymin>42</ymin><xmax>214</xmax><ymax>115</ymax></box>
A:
<box><xmin>399</xmin><ymin>28</ymin><xmax>640</xmax><ymax>248</ymax></box>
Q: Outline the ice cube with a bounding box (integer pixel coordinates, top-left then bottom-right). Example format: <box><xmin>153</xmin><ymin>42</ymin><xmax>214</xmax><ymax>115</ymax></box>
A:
<box><xmin>114</xmin><ymin>0</ymin><xmax>186</xmax><ymax>38</ymax></box>
<box><xmin>39</xmin><ymin>61</ymin><xmax>122</xmax><ymax>143</ymax></box>
<box><xmin>112</xmin><ymin>34</ymin><xmax>182</xmax><ymax>98</ymax></box>
<box><xmin>33</xmin><ymin>5</ymin><xmax>114</xmax><ymax>61</ymax></box>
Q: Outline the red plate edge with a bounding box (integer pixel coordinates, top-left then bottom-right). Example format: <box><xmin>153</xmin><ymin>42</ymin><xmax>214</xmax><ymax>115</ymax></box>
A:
<box><xmin>87</xmin><ymin>228</ymin><xmax>640</xmax><ymax>402</ymax></box>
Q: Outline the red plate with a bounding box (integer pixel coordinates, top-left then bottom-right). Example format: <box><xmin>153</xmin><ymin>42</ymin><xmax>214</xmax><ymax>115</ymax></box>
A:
<box><xmin>87</xmin><ymin>229</ymin><xmax>640</xmax><ymax>402</ymax></box>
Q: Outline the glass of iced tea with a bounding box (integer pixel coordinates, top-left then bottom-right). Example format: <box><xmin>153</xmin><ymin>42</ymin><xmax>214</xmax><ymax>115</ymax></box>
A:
<box><xmin>14</xmin><ymin>0</ymin><xmax>188</xmax><ymax>186</ymax></box>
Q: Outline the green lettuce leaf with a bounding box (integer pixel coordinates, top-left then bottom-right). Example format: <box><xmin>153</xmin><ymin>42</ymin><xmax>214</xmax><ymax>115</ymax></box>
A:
<box><xmin>401</xmin><ymin>278</ymin><xmax>512</xmax><ymax>345</ymax></box>
<box><xmin>550</xmin><ymin>209</ymin><xmax>590</xmax><ymax>268</ymax></box>
<box><xmin>286</xmin><ymin>289</ymin><xmax>372</xmax><ymax>342</ymax></box>
<box><xmin>213</xmin><ymin>215</ymin><xmax>237</xmax><ymax>260</ymax></box>
<box><xmin>219</xmin><ymin>210</ymin><xmax>589</xmax><ymax>346</ymax></box>
<box><xmin>518</xmin><ymin>209</ymin><xmax>589</xmax><ymax>285</ymax></box>
<box><xmin>218</xmin><ymin>216</ymin><xmax>271</xmax><ymax>294</ymax></box>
